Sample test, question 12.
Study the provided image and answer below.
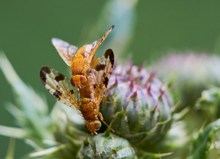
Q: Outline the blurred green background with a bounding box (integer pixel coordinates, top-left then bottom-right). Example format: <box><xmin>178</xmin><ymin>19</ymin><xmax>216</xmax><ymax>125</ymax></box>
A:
<box><xmin>1</xmin><ymin>0</ymin><xmax>220</xmax><ymax>158</ymax></box>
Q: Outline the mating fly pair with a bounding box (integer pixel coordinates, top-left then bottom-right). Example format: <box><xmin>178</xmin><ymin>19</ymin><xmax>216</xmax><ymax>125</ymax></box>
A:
<box><xmin>40</xmin><ymin>26</ymin><xmax>115</xmax><ymax>135</ymax></box>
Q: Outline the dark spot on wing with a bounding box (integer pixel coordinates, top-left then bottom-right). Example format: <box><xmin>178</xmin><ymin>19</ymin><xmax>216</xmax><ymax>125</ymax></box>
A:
<box><xmin>40</xmin><ymin>71</ymin><xmax>46</xmax><ymax>84</ymax></box>
<box><xmin>41</xmin><ymin>66</ymin><xmax>51</xmax><ymax>74</ymax></box>
<box><xmin>104</xmin><ymin>49</ymin><xmax>114</xmax><ymax>66</ymax></box>
<box><xmin>56</xmin><ymin>85</ymin><xmax>61</xmax><ymax>89</ymax></box>
<box><xmin>53</xmin><ymin>90</ymin><xmax>62</xmax><ymax>99</ymax></box>
<box><xmin>55</xmin><ymin>73</ymin><xmax>65</xmax><ymax>82</ymax></box>
<box><xmin>69</xmin><ymin>89</ymin><xmax>74</xmax><ymax>94</ymax></box>
<box><xmin>103</xmin><ymin>77</ymin><xmax>109</xmax><ymax>87</ymax></box>
<box><xmin>40</xmin><ymin>66</ymin><xmax>51</xmax><ymax>85</ymax></box>
<box><xmin>94</xmin><ymin>84</ymin><xmax>97</xmax><ymax>89</ymax></box>
<box><xmin>95</xmin><ymin>64</ymin><xmax>106</xmax><ymax>71</ymax></box>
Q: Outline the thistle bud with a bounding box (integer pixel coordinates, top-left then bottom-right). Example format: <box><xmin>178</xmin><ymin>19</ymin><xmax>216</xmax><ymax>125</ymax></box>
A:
<box><xmin>101</xmin><ymin>63</ymin><xmax>173</xmax><ymax>149</ymax></box>
<box><xmin>154</xmin><ymin>53</ymin><xmax>220</xmax><ymax>110</ymax></box>
<box><xmin>76</xmin><ymin>133</ymin><xmax>137</xmax><ymax>159</ymax></box>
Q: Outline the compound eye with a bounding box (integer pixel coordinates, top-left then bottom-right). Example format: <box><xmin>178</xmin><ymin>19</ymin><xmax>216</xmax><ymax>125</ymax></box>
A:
<box><xmin>93</xmin><ymin>121</ymin><xmax>101</xmax><ymax>131</ymax></box>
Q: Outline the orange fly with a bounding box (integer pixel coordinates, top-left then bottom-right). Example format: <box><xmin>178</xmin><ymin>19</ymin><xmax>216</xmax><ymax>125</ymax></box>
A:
<box><xmin>40</xmin><ymin>26</ymin><xmax>114</xmax><ymax>134</ymax></box>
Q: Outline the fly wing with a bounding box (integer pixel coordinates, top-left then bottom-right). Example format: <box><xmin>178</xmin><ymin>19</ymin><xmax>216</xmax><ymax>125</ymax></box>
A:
<box><xmin>86</xmin><ymin>25</ymin><xmax>114</xmax><ymax>62</ymax></box>
<box><xmin>51</xmin><ymin>38</ymin><xmax>78</xmax><ymax>66</ymax></box>
<box><xmin>94</xmin><ymin>49</ymin><xmax>114</xmax><ymax>90</ymax></box>
<box><xmin>40</xmin><ymin>66</ymin><xmax>80</xmax><ymax>109</ymax></box>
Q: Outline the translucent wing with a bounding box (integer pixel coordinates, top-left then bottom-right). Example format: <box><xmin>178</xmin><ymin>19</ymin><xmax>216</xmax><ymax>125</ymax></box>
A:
<box><xmin>86</xmin><ymin>25</ymin><xmax>114</xmax><ymax>62</ymax></box>
<box><xmin>94</xmin><ymin>49</ymin><xmax>115</xmax><ymax>89</ymax></box>
<box><xmin>40</xmin><ymin>66</ymin><xmax>80</xmax><ymax>109</ymax></box>
<box><xmin>51</xmin><ymin>38</ymin><xmax>78</xmax><ymax>66</ymax></box>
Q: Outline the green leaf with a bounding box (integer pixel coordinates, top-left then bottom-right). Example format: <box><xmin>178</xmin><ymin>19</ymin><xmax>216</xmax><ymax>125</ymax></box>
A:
<box><xmin>196</xmin><ymin>87</ymin><xmax>220</xmax><ymax>119</ymax></box>
<box><xmin>5</xmin><ymin>138</ymin><xmax>16</xmax><ymax>159</ymax></box>
<box><xmin>138</xmin><ymin>150</ymin><xmax>172</xmax><ymax>159</ymax></box>
<box><xmin>0</xmin><ymin>125</ymin><xmax>27</xmax><ymax>138</ymax></box>
<box><xmin>187</xmin><ymin>119</ymin><xmax>220</xmax><ymax>159</ymax></box>
<box><xmin>29</xmin><ymin>145</ymin><xmax>66</xmax><ymax>158</ymax></box>
<box><xmin>0</xmin><ymin>53</ymin><xmax>54</xmax><ymax>142</ymax></box>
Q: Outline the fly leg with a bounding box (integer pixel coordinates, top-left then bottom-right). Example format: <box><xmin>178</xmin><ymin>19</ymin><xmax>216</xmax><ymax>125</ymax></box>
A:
<box><xmin>98</xmin><ymin>112</ymin><xmax>115</xmax><ymax>133</ymax></box>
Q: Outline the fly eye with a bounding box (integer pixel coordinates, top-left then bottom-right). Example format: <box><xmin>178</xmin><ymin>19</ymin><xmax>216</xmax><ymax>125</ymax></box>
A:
<box><xmin>93</xmin><ymin>121</ymin><xmax>101</xmax><ymax>130</ymax></box>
